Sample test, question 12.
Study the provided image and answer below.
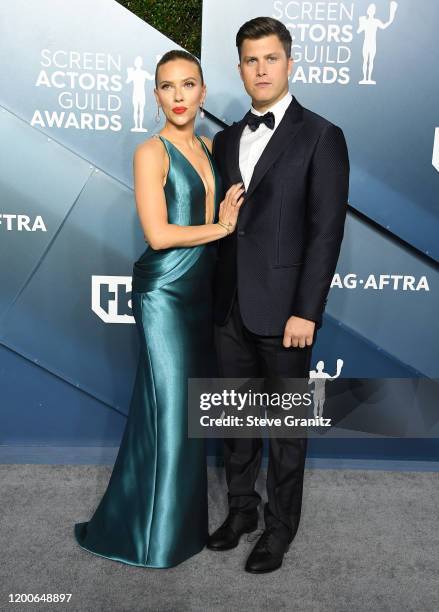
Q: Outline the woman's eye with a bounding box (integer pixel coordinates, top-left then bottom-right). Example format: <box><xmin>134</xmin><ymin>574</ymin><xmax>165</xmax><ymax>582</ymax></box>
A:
<box><xmin>161</xmin><ymin>84</ymin><xmax>170</xmax><ymax>90</ymax></box>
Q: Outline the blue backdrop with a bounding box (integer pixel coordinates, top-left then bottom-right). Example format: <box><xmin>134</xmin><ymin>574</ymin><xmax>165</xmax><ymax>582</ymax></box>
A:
<box><xmin>0</xmin><ymin>0</ymin><xmax>438</xmax><ymax>463</ymax></box>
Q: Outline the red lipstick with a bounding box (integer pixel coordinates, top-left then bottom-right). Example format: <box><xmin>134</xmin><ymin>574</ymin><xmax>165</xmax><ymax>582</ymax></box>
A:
<box><xmin>172</xmin><ymin>106</ymin><xmax>187</xmax><ymax>114</ymax></box>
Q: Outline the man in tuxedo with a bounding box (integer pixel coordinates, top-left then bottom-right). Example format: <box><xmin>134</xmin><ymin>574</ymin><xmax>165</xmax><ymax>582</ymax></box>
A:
<box><xmin>208</xmin><ymin>17</ymin><xmax>350</xmax><ymax>573</ymax></box>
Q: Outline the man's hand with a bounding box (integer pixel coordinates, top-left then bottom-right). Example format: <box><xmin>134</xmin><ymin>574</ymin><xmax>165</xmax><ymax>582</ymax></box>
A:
<box><xmin>283</xmin><ymin>316</ymin><xmax>316</xmax><ymax>348</ymax></box>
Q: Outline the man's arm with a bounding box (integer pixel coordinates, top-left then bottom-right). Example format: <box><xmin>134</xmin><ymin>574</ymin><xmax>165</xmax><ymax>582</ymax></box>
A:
<box><xmin>292</xmin><ymin>123</ymin><xmax>350</xmax><ymax>325</ymax></box>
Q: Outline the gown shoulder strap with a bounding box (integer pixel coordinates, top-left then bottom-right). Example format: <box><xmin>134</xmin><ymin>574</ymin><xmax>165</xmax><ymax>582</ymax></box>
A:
<box><xmin>153</xmin><ymin>133</ymin><xmax>170</xmax><ymax>154</ymax></box>
<box><xmin>196</xmin><ymin>134</ymin><xmax>212</xmax><ymax>157</ymax></box>
<box><xmin>151</xmin><ymin>134</ymin><xmax>171</xmax><ymax>185</ymax></box>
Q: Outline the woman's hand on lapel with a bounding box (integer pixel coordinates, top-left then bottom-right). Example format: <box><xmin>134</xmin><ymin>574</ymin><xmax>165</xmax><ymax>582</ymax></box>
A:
<box><xmin>218</xmin><ymin>183</ymin><xmax>245</xmax><ymax>234</ymax></box>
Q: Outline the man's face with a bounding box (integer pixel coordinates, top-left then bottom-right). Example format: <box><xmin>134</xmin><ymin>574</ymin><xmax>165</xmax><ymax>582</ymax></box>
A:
<box><xmin>238</xmin><ymin>34</ymin><xmax>293</xmax><ymax>110</ymax></box>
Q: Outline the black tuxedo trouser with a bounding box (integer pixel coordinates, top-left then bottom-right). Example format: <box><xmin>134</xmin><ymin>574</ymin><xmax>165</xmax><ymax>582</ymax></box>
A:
<box><xmin>214</xmin><ymin>294</ymin><xmax>316</xmax><ymax>544</ymax></box>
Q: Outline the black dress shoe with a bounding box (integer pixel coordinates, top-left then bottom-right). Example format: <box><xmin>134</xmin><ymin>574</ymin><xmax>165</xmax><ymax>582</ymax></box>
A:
<box><xmin>244</xmin><ymin>527</ymin><xmax>290</xmax><ymax>574</ymax></box>
<box><xmin>207</xmin><ymin>509</ymin><xmax>259</xmax><ymax>551</ymax></box>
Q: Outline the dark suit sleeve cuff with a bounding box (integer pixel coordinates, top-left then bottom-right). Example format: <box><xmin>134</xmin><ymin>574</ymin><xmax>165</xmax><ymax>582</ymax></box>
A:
<box><xmin>291</xmin><ymin>311</ymin><xmax>321</xmax><ymax>326</ymax></box>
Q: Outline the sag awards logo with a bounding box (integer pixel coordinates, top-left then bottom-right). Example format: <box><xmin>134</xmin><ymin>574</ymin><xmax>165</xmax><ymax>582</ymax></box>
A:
<box><xmin>308</xmin><ymin>358</ymin><xmax>343</xmax><ymax>418</ymax></box>
<box><xmin>31</xmin><ymin>50</ymin><xmax>160</xmax><ymax>132</ymax></box>
<box><xmin>273</xmin><ymin>0</ymin><xmax>398</xmax><ymax>85</ymax></box>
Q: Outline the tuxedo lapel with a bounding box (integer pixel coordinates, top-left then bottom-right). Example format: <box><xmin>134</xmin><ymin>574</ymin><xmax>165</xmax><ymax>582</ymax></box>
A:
<box><xmin>244</xmin><ymin>96</ymin><xmax>304</xmax><ymax>201</ymax></box>
<box><xmin>225</xmin><ymin>116</ymin><xmax>247</xmax><ymax>186</ymax></box>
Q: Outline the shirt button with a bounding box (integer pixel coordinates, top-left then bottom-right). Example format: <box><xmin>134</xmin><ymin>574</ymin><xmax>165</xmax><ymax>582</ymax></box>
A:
<box><xmin>238</xmin><ymin>230</ymin><xmax>245</xmax><ymax>237</ymax></box>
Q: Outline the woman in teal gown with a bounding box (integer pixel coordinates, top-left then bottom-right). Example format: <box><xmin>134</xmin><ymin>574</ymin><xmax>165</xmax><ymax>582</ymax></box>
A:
<box><xmin>74</xmin><ymin>50</ymin><xmax>244</xmax><ymax>568</ymax></box>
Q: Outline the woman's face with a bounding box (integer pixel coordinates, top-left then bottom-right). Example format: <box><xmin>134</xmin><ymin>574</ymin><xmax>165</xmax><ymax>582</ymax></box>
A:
<box><xmin>155</xmin><ymin>59</ymin><xmax>206</xmax><ymax>127</ymax></box>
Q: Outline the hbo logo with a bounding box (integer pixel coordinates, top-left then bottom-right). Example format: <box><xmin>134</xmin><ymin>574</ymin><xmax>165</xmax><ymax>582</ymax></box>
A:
<box><xmin>91</xmin><ymin>275</ymin><xmax>135</xmax><ymax>324</ymax></box>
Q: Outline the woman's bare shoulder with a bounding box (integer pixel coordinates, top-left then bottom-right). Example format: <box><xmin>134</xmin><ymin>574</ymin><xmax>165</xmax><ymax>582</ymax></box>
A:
<box><xmin>133</xmin><ymin>137</ymin><xmax>169</xmax><ymax>190</ymax></box>
<box><xmin>134</xmin><ymin>135</ymin><xmax>166</xmax><ymax>160</ymax></box>
<box><xmin>134</xmin><ymin>134</ymin><xmax>165</xmax><ymax>157</ymax></box>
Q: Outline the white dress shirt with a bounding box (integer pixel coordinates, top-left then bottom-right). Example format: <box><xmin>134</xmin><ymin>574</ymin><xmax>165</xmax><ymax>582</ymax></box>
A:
<box><xmin>239</xmin><ymin>91</ymin><xmax>292</xmax><ymax>190</ymax></box>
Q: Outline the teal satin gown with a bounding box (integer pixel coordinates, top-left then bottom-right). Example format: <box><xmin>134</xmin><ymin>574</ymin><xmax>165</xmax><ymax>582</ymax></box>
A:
<box><xmin>74</xmin><ymin>134</ymin><xmax>221</xmax><ymax>568</ymax></box>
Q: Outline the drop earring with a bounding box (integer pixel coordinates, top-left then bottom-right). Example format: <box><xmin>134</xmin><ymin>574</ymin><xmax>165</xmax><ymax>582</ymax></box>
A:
<box><xmin>155</xmin><ymin>106</ymin><xmax>161</xmax><ymax>123</ymax></box>
<box><xmin>199</xmin><ymin>104</ymin><xmax>205</xmax><ymax>119</ymax></box>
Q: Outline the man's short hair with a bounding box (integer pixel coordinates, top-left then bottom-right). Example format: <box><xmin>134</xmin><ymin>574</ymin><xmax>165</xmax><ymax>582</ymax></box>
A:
<box><xmin>236</xmin><ymin>17</ymin><xmax>292</xmax><ymax>60</ymax></box>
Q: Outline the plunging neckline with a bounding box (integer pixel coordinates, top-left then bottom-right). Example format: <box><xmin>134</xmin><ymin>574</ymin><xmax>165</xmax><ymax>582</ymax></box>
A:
<box><xmin>158</xmin><ymin>134</ymin><xmax>216</xmax><ymax>225</ymax></box>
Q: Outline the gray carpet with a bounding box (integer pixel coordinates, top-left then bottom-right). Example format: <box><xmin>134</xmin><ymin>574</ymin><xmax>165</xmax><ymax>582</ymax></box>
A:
<box><xmin>1</xmin><ymin>464</ymin><xmax>438</xmax><ymax>612</ymax></box>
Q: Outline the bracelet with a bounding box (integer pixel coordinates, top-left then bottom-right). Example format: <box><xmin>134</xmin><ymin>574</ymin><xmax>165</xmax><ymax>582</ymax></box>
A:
<box><xmin>218</xmin><ymin>221</ymin><xmax>233</xmax><ymax>234</ymax></box>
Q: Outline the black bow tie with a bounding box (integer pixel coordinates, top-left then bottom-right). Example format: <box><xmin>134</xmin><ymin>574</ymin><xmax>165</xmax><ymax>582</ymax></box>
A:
<box><xmin>246</xmin><ymin>111</ymin><xmax>275</xmax><ymax>132</ymax></box>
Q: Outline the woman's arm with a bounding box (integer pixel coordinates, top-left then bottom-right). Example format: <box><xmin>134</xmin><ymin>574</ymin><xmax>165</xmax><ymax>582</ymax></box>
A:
<box><xmin>133</xmin><ymin>139</ymin><xmax>242</xmax><ymax>250</ymax></box>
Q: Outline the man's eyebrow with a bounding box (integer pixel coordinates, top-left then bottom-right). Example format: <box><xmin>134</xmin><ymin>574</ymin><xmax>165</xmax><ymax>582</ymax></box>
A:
<box><xmin>242</xmin><ymin>52</ymin><xmax>281</xmax><ymax>61</ymax></box>
<box><xmin>158</xmin><ymin>76</ymin><xmax>197</xmax><ymax>85</ymax></box>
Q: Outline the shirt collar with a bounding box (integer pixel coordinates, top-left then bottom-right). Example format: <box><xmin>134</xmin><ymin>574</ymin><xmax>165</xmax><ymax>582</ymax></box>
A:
<box><xmin>250</xmin><ymin>91</ymin><xmax>292</xmax><ymax>127</ymax></box>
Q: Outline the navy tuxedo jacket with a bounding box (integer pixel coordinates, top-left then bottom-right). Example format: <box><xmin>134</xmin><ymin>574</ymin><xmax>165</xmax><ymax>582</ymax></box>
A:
<box><xmin>212</xmin><ymin>95</ymin><xmax>350</xmax><ymax>335</ymax></box>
